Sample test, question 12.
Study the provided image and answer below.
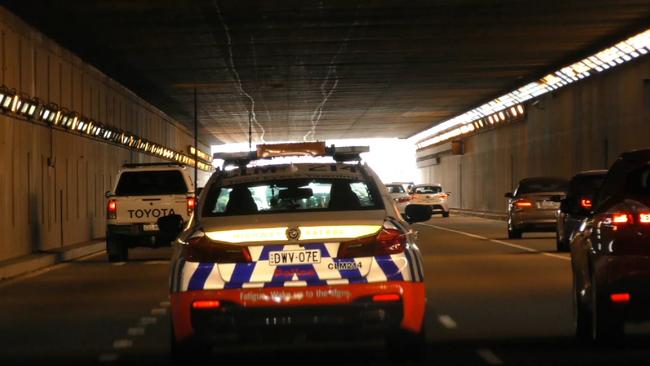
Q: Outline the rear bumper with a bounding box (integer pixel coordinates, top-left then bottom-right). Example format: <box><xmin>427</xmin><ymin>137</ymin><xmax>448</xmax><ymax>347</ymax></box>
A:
<box><xmin>511</xmin><ymin>211</ymin><xmax>556</xmax><ymax>230</ymax></box>
<box><xmin>107</xmin><ymin>223</ymin><xmax>159</xmax><ymax>237</ymax></box>
<box><xmin>171</xmin><ymin>281</ymin><xmax>425</xmax><ymax>343</ymax></box>
<box><xmin>594</xmin><ymin>255</ymin><xmax>650</xmax><ymax>322</ymax></box>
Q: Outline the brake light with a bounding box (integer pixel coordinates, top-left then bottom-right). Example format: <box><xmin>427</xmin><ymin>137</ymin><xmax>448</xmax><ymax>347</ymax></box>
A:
<box><xmin>640</xmin><ymin>213</ymin><xmax>650</xmax><ymax>224</ymax></box>
<box><xmin>513</xmin><ymin>199</ymin><xmax>533</xmax><ymax>209</ymax></box>
<box><xmin>107</xmin><ymin>199</ymin><xmax>117</xmax><ymax>219</ymax></box>
<box><xmin>372</xmin><ymin>294</ymin><xmax>401</xmax><ymax>302</ymax></box>
<box><xmin>395</xmin><ymin>197</ymin><xmax>411</xmax><ymax>203</ymax></box>
<box><xmin>580</xmin><ymin>198</ymin><xmax>592</xmax><ymax>209</ymax></box>
<box><xmin>612</xmin><ymin>213</ymin><xmax>631</xmax><ymax>224</ymax></box>
<box><xmin>610</xmin><ymin>293</ymin><xmax>630</xmax><ymax>304</ymax></box>
<box><xmin>187</xmin><ymin>196</ymin><xmax>196</xmax><ymax>216</ymax></box>
<box><xmin>192</xmin><ymin>300</ymin><xmax>221</xmax><ymax>309</ymax></box>
<box><xmin>337</xmin><ymin>225</ymin><xmax>405</xmax><ymax>258</ymax></box>
<box><xmin>187</xmin><ymin>234</ymin><xmax>252</xmax><ymax>263</ymax></box>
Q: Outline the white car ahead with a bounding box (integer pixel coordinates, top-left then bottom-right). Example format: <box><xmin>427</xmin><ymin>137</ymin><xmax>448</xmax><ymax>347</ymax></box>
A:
<box><xmin>409</xmin><ymin>184</ymin><xmax>450</xmax><ymax>217</ymax></box>
<box><xmin>385</xmin><ymin>183</ymin><xmax>411</xmax><ymax>215</ymax></box>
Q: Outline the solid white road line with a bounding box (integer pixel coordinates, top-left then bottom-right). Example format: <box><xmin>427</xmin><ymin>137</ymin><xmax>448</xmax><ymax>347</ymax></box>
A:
<box><xmin>418</xmin><ymin>223</ymin><xmax>570</xmax><ymax>261</ymax></box>
<box><xmin>0</xmin><ymin>250</ymin><xmax>106</xmax><ymax>290</ymax></box>
<box><xmin>476</xmin><ymin>348</ymin><xmax>504</xmax><ymax>365</ymax></box>
<box><xmin>437</xmin><ymin>314</ymin><xmax>458</xmax><ymax>329</ymax></box>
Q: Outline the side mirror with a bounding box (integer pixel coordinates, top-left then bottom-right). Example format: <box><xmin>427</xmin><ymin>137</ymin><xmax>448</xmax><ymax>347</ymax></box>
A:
<box><xmin>405</xmin><ymin>204</ymin><xmax>432</xmax><ymax>223</ymax></box>
<box><xmin>105</xmin><ymin>191</ymin><xmax>114</xmax><ymax>198</ymax></box>
<box><xmin>504</xmin><ymin>192</ymin><xmax>513</xmax><ymax>198</ymax></box>
<box><xmin>157</xmin><ymin>214</ymin><xmax>184</xmax><ymax>243</ymax></box>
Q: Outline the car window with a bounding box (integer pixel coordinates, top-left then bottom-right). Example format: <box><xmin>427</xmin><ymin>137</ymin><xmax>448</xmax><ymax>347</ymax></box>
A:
<box><xmin>386</xmin><ymin>185</ymin><xmax>405</xmax><ymax>194</ymax></box>
<box><xmin>203</xmin><ymin>178</ymin><xmax>383</xmax><ymax>216</ymax></box>
<box><xmin>414</xmin><ymin>186</ymin><xmax>442</xmax><ymax>194</ymax></box>
<box><xmin>568</xmin><ymin>175</ymin><xmax>606</xmax><ymax>198</ymax></box>
<box><xmin>517</xmin><ymin>178</ymin><xmax>568</xmax><ymax>195</ymax></box>
<box><xmin>115</xmin><ymin>170</ymin><xmax>188</xmax><ymax>196</ymax></box>
<box><xmin>625</xmin><ymin>165</ymin><xmax>650</xmax><ymax>195</ymax></box>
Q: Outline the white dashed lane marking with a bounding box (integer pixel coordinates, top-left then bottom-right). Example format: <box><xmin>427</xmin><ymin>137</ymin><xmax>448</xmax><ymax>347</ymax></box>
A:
<box><xmin>160</xmin><ymin>300</ymin><xmax>171</xmax><ymax>307</ymax></box>
<box><xmin>127</xmin><ymin>327</ymin><xmax>146</xmax><ymax>336</ymax></box>
<box><xmin>437</xmin><ymin>314</ymin><xmax>458</xmax><ymax>329</ymax></box>
<box><xmin>476</xmin><ymin>348</ymin><xmax>504</xmax><ymax>365</ymax></box>
<box><xmin>112</xmin><ymin>339</ymin><xmax>133</xmax><ymax>349</ymax></box>
<box><xmin>418</xmin><ymin>223</ymin><xmax>570</xmax><ymax>261</ymax></box>
<box><xmin>150</xmin><ymin>307</ymin><xmax>167</xmax><ymax>316</ymax></box>
<box><xmin>111</xmin><ymin>262</ymin><xmax>126</xmax><ymax>266</ymax></box>
<box><xmin>97</xmin><ymin>353</ymin><xmax>119</xmax><ymax>363</ymax></box>
<box><xmin>139</xmin><ymin>316</ymin><xmax>157</xmax><ymax>325</ymax></box>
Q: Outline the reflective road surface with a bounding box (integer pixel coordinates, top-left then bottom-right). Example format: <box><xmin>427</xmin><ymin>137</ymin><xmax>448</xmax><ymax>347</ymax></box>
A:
<box><xmin>3</xmin><ymin>215</ymin><xmax>650</xmax><ymax>365</ymax></box>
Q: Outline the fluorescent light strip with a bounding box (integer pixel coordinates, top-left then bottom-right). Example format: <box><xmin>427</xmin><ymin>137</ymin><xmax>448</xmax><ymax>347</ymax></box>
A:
<box><xmin>410</xmin><ymin>29</ymin><xmax>650</xmax><ymax>149</ymax></box>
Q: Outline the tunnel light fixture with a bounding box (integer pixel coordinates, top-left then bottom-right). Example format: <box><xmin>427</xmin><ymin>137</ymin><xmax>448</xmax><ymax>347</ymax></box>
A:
<box><xmin>0</xmin><ymin>84</ymin><xmax>212</xmax><ymax>172</ymax></box>
<box><xmin>39</xmin><ymin>104</ymin><xmax>61</xmax><ymax>125</ymax></box>
<box><xmin>411</xmin><ymin>28</ymin><xmax>650</xmax><ymax>149</ymax></box>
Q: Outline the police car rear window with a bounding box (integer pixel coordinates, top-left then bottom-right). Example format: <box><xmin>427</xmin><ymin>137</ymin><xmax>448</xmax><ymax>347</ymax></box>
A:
<box><xmin>115</xmin><ymin>170</ymin><xmax>188</xmax><ymax>196</ymax></box>
<box><xmin>203</xmin><ymin>178</ymin><xmax>383</xmax><ymax>216</ymax></box>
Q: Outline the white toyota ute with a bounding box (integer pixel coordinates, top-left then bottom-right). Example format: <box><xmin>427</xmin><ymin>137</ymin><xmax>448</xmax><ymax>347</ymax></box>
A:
<box><xmin>105</xmin><ymin>163</ymin><xmax>196</xmax><ymax>262</ymax></box>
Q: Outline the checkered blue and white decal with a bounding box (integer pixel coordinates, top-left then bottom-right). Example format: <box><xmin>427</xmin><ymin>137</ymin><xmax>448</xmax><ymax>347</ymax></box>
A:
<box><xmin>171</xmin><ymin>240</ymin><xmax>423</xmax><ymax>292</ymax></box>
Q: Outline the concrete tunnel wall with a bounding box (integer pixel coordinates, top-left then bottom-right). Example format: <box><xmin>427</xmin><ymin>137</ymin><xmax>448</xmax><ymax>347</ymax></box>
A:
<box><xmin>0</xmin><ymin>8</ymin><xmax>210</xmax><ymax>262</ymax></box>
<box><xmin>417</xmin><ymin>52</ymin><xmax>650</xmax><ymax>214</ymax></box>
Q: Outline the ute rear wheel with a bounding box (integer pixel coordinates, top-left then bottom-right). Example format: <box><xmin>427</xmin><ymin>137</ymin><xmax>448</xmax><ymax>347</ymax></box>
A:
<box><xmin>106</xmin><ymin>234</ymin><xmax>128</xmax><ymax>262</ymax></box>
<box><xmin>507</xmin><ymin>226</ymin><xmax>522</xmax><ymax>239</ymax></box>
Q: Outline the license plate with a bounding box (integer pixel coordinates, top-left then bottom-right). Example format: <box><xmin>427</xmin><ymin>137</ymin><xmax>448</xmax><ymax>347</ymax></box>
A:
<box><xmin>143</xmin><ymin>224</ymin><xmax>159</xmax><ymax>231</ymax></box>
<box><xmin>268</xmin><ymin>249</ymin><xmax>321</xmax><ymax>266</ymax></box>
<box><xmin>539</xmin><ymin>201</ymin><xmax>559</xmax><ymax>209</ymax></box>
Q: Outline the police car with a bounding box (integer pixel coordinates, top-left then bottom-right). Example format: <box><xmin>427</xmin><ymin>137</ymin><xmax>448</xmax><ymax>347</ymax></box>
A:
<box><xmin>167</xmin><ymin>142</ymin><xmax>429</xmax><ymax>360</ymax></box>
<box><xmin>105</xmin><ymin>163</ymin><xmax>196</xmax><ymax>262</ymax></box>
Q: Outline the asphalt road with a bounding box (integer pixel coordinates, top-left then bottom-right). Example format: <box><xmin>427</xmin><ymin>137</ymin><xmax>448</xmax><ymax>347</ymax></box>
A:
<box><xmin>3</xmin><ymin>215</ymin><xmax>650</xmax><ymax>365</ymax></box>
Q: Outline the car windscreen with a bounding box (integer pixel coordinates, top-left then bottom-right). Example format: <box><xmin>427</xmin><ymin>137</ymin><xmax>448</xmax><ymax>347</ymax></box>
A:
<box><xmin>115</xmin><ymin>170</ymin><xmax>188</xmax><ymax>196</ymax></box>
<box><xmin>414</xmin><ymin>186</ymin><xmax>442</xmax><ymax>194</ymax></box>
<box><xmin>625</xmin><ymin>165</ymin><xmax>650</xmax><ymax>195</ymax></box>
<box><xmin>517</xmin><ymin>178</ymin><xmax>568</xmax><ymax>194</ymax></box>
<box><xmin>202</xmin><ymin>178</ymin><xmax>383</xmax><ymax>216</ymax></box>
<box><xmin>386</xmin><ymin>185</ymin><xmax>405</xmax><ymax>194</ymax></box>
<box><xmin>568</xmin><ymin>175</ymin><xmax>606</xmax><ymax>197</ymax></box>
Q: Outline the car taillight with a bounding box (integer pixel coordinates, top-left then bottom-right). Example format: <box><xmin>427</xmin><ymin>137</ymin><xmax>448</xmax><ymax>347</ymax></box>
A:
<box><xmin>186</xmin><ymin>234</ymin><xmax>252</xmax><ymax>263</ymax></box>
<box><xmin>610</xmin><ymin>293</ymin><xmax>630</xmax><ymax>304</ymax></box>
<box><xmin>639</xmin><ymin>213</ymin><xmax>650</xmax><ymax>224</ymax></box>
<box><xmin>395</xmin><ymin>197</ymin><xmax>411</xmax><ymax>203</ymax></box>
<box><xmin>438</xmin><ymin>193</ymin><xmax>449</xmax><ymax>200</ymax></box>
<box><xmin>107</xmin><ymin>199</ymin><xmax>117</xmax><ymax>219</ymax></box>
<box><xmin>192</xmin><ymin>300</ymin><xmax>221</xmax><ymax>309</ymax></box>
<box><xmin>580</xmin><ymin>198</ymin><xmax>592</xmax><ymax>209</ymax></box>
<box><xmin>337</xmin><ymin>224</ymin><xmax>406</xmax><ymax>258</ymax></box>
<box><xmin>513</xmin><ymin>199</ymin><xmax>533</xmax><ymax>209</ymax></box>
<box><xmin>601</xmin><ymin>212</ymin><xmax>634</xmax><ymax>226</ymax></box>
<box><xmin>372</xmin><ymin>294</ymin><xmax>401</xmax><ymax>302</ymax></box>
<box><xmin>187</xmin><ymin>196</ymin><xmax>196</xmax><ymax>216</ymax></box>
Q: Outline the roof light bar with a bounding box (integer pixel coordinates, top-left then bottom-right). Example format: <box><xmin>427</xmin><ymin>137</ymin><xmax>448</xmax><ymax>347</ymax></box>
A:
<box><xmin>411</xmin><ymin>28</ymin><xmax>650</xmax><ymax>149</ymax></box>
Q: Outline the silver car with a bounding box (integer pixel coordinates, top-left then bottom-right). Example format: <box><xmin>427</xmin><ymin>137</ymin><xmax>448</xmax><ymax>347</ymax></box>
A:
<box><xmin>505</xmin><ymin>177</ymin><xmax>568</xmax><ymax>239</ymax></box>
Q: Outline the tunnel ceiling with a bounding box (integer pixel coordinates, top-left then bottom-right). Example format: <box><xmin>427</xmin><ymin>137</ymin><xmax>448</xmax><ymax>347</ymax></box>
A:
<box><xmin>4</xmin><ymin>1</ymin><xmax>650</xmax><ymax>145</ymax></box>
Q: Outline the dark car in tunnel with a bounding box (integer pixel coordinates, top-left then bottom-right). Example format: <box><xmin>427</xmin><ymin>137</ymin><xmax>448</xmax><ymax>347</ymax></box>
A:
<box><xmin>505</xmin><ymin>177</ymin><xmax>569</xmax><ymax>239</ymax></box>
<box><xmin>571</xmin><ymin>149</ymin><xmax>650</xmax><ymax>342</ymax></box>
<box><xmin>555</xmin><ymin>170</ymin><xmax>607</xmax><ymax>252</ymax></box>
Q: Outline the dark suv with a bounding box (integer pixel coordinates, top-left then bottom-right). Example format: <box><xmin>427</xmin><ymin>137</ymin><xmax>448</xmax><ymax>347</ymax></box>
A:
<box><xmin>556</xmin><ymin>170</ymin><xmax>607</xmax><ymax>252</ymax></box>
<box><xmin>571</xmin><ymin>149</ymin><xmax>650</xmax><ymax>342</ymax></box>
